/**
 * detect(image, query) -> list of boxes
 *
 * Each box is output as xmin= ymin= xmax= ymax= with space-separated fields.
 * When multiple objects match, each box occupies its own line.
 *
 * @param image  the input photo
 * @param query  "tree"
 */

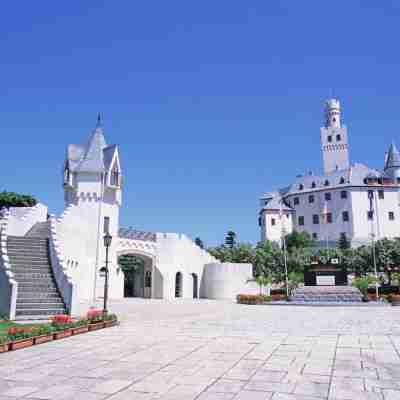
xmin=208 ymin=243 xmax=254 ymax=264
xmin=254 ymin=274 xmax=274 ymax=296
xmin=225 ymin=231 xmax=237 ymax=249
xmin=338 ymin=233 xmax=351 ymax=250
xmin=0 ymin=191 xmax=37 ymax=210
xmin=194 ymin=237 xmax=204 ymax=249
xmin=284 ymin=231 xmax=313 ymax=251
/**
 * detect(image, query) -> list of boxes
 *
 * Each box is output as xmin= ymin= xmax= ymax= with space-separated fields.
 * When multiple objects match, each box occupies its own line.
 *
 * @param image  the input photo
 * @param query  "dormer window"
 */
xmin=340 ymin=177 xmax=345 ymax=184
xmin=299 ymin=184 xmax=304 ymax=190
xmin=324 ymin=180 xmax=330 ymax=186
xmin=111 ymin=170 xmax=119 ymax=186
xmin=311 ymin=182 xmax=316 ymax=188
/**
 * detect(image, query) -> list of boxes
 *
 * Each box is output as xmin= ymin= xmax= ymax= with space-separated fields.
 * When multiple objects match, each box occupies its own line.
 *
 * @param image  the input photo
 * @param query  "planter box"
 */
xmin=10 ymin=337 xmax=34 ymax=351
xmin=34 ymin=334 xmax=53 ymax=345
xmin=72 ymin=325 xmax=89 ymax=335
xmin=88 ymin=322 xmax=105 ymax=331
xmin=0 ymin=343 xmax=9 ymax=353
xmin=104 ymin=320 xmax=118 ymax=328
xmin=53 ymin=329 xmax=72 ymax=340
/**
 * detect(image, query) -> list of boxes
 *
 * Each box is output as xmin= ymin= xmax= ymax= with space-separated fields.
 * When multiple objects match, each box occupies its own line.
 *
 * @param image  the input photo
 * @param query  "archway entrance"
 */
xmin=118 ymin=254 xmax=152 ymax=298
xmin=192 ymin=273 xmax=198 ymax=298
xmin=175 ymin=272 xmax=182 ymax=298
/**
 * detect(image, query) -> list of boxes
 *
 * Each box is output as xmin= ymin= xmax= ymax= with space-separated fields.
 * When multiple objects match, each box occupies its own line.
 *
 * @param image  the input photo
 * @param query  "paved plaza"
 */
xmin=1 ymin=299 xmax=400 ymax=400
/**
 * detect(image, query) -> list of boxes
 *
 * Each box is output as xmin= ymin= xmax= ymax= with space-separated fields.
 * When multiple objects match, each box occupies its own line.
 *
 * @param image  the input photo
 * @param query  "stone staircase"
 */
xmin=291 ymin=286 xmax=363 ymax=303
xmin=7 ymin=222 xmax=67 ymax=319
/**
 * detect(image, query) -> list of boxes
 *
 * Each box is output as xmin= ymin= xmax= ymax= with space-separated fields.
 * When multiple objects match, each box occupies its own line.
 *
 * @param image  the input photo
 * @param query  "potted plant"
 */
xmin=51 ymin=315 xmax=73 ymax=339
xmin=390 ymin=294 xmax=400 ymax=306
xmin=33 ymin=325 xmax=54 ymax=345
xmin=104 ymin=313 xmax=118 ymax=328
xmin=0 ymin=336 xmax=10 ymax=353
xmin=71 ymin=319 xmax=89 ymax=335
xmin=7 ymin=327 xmax=35 ymax=350
xmin=352 ymin=275 xmax=378 ymax=301
xmin=87 ymin=309 xmax=105 ymax=331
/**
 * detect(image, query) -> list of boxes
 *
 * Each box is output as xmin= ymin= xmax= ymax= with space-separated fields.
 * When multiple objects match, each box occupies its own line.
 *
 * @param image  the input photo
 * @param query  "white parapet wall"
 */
xmin=200 ymin=262 xmax=259 ymax=300
xmin=0 ymin=212 xmax=18 ymax=319
xmin=6 ymin=203 xmax=48 ymax=237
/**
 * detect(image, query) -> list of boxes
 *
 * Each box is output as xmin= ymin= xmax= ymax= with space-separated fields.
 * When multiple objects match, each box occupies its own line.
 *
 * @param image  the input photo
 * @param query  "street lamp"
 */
xmin=103 ymin=232 xmax=112 ymax=315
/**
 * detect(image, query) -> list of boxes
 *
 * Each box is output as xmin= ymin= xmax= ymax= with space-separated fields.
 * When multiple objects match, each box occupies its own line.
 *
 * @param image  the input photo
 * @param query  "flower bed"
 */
xmin=0 ymin=310 xmax=118 ymax=353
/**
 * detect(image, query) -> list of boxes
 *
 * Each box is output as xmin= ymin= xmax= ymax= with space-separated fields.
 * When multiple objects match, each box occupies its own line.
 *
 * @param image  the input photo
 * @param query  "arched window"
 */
xmin=311 ymin=182 xmax=316 ymax=189
xmin=145 ymin=271 xmax=152 ymax=288
xmin=175 ymin=272 xmax=182 ymax=298
xmin=324 ymin=180 xmax=330 ymax=187
xmin=340 ymin=177 xmax=345 ymax=184
xmin=299 ymin=184 xmax=304 ymax=190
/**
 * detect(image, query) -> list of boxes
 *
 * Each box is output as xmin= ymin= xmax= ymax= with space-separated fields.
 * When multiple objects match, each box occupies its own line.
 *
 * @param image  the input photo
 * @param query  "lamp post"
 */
xmin=103 ymin=232 xmax=112 ymax=315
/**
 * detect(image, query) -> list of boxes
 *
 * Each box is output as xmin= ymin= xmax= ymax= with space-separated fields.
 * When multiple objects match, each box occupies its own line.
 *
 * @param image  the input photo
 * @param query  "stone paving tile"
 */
xmin=3 ymin=299 xmax=400 ymax=400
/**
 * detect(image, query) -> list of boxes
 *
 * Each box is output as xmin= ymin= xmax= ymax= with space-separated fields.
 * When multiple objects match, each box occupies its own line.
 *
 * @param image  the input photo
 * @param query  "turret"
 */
xmin=384 ymin=142 xmax=400 ymax=183
xmin=320 ymin=98 xmax=350 ymax=174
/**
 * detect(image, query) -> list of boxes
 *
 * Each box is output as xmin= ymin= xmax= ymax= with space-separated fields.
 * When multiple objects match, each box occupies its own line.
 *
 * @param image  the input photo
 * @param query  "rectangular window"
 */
xmin=271 ymin=218 xmax=276 ymax=226
xmin=309 ymin=195 xmax=314 ymax=204
xmin=298 ymin=216 xmax=304 ymax=226
xmin=367 ymin=211 xmax=374 ymax=221
xmin=327 ymin=135 xmax=332 ymax=143
xmin=258 ymin=217 xmax=262 ymax=227
xmin=389 ymin=212 xmax=395 ymax=221
xmin=336 ymin=134 xmax=341 ymax=141
xmin=378 ymin=190 xmax=384 ymax=200
xmin=341 ymin=190 xmax=347 ymax=199
xmin=325 ymin=192 xmax=331 ymax=201
xmin=342 ymin=211 xmax=349 ymax=222
xmin=312 ymin=233 xmax=318 ymax=240
xmin=313 ymin=214 xmax=319 ymax=224
xmin=103 ymin=216 xmax=110 ymax=234
xmin=327 ymin=213 xmax=333 ymax=224
xmin=294 ymin=197 xmax=299 ymax=205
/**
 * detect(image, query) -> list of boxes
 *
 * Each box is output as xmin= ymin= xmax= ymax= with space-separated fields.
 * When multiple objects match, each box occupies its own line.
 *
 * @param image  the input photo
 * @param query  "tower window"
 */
xmin=271 ymin=218 xmax=276 ymax=226
xmin=342 ymin=211 xmax=349 ymax=222
xmin=378 ymin=190 xmax=384 ymax=199
xmin=298 ymin=216 xmax=305 ymax=226
xmin=313 ymin=214 xmax=319 ymax=224
xmin=389 ymin=212 xmax=395 ymax=221
xmin=325 ymin=192 xmax=331 ymax=201
xmin=341 ymin=190 xmax=348 ymax=199
xmin=327 ymin=136 xmax=332 ymax=143
xmin=309 ymin=195 xmax=314 ymax=204
xmin=294 ymin=197 xmax=300 ymax=205
xmin=336 ymin=134 xmax=341 ymax=141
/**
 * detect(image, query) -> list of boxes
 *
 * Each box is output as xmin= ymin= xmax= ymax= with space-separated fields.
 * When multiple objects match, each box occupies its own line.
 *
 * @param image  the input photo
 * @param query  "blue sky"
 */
xmin=1 ymin=2 xmax=400 ymax=246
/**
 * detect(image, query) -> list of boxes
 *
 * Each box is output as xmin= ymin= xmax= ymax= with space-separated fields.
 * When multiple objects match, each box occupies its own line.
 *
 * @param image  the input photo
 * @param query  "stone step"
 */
xmin=16 ymin=308 xmax=66 ymax=317
xmin=18 ymin=291 xmax=61 ymax=298
xmin=7 ymin=237 xmax=47 ymax=244
xmin=9 ymin=261 xmax=51 ymax=267
xmin=17 ymin=283 xmax=59 ymax=290
xmin=16 ymin=302 xmax=65 ymax=310
xmin=13 ymin=273 xmax=54 ymax=279
xmin=17 ymin=297 xmax=64 ymax=304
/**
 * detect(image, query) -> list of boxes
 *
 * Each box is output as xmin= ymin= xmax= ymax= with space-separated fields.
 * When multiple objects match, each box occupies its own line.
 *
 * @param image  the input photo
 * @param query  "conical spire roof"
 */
xmin=385 ymin=142 xmax=400 ymax=170
xmin=77 ymin=115 xmax=107 ymax=172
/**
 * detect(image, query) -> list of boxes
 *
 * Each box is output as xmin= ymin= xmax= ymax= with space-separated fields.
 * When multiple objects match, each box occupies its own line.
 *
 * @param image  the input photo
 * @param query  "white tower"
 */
xmin=320 ymin=99 xmax=350 ymax=174
xmin=63 ymin=115 xmax=123 ymax=300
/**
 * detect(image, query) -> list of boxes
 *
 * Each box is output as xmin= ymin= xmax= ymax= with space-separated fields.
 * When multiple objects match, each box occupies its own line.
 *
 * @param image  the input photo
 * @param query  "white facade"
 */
xmin=0 ymin=116 xmax=257 ymax=318
xmin=260 ymin=99 xmax=400 ymax=247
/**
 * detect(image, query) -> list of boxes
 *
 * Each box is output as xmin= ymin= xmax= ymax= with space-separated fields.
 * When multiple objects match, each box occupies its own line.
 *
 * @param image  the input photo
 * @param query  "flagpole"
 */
xmin=280 ymin=200 xmax=289 ymax=298
xmin=369 ymin=190 xmax=379 ymax=300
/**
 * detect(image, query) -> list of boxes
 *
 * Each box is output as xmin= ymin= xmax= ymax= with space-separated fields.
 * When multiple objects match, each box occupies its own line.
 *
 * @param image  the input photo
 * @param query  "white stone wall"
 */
xmin=261 ymin=210 xmax=293 ymax=243
xmin=6 ymin=203 xmax=48 ymax=237
xmin=320 ymin=126 xmax=350 ymax=174
xmin=200 ymin=263 xmax=259 ymax=300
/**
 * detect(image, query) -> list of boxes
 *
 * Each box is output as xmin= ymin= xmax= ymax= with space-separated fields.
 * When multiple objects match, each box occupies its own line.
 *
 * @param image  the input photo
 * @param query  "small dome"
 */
xmin=325 ymin=98 xmax=340 ymax=110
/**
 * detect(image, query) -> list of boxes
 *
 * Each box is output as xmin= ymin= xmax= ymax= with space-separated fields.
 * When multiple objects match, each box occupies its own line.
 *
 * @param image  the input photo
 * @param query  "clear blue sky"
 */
xmin=1 ymin=2 xmax=400 ymax=246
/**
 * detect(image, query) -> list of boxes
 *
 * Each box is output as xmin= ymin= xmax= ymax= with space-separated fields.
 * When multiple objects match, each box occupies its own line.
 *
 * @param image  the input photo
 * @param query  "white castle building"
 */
xmin=0 ymin=116 xmax=257 ymax=320
xmin=259 ymin=99 xmax=400 ymax=247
